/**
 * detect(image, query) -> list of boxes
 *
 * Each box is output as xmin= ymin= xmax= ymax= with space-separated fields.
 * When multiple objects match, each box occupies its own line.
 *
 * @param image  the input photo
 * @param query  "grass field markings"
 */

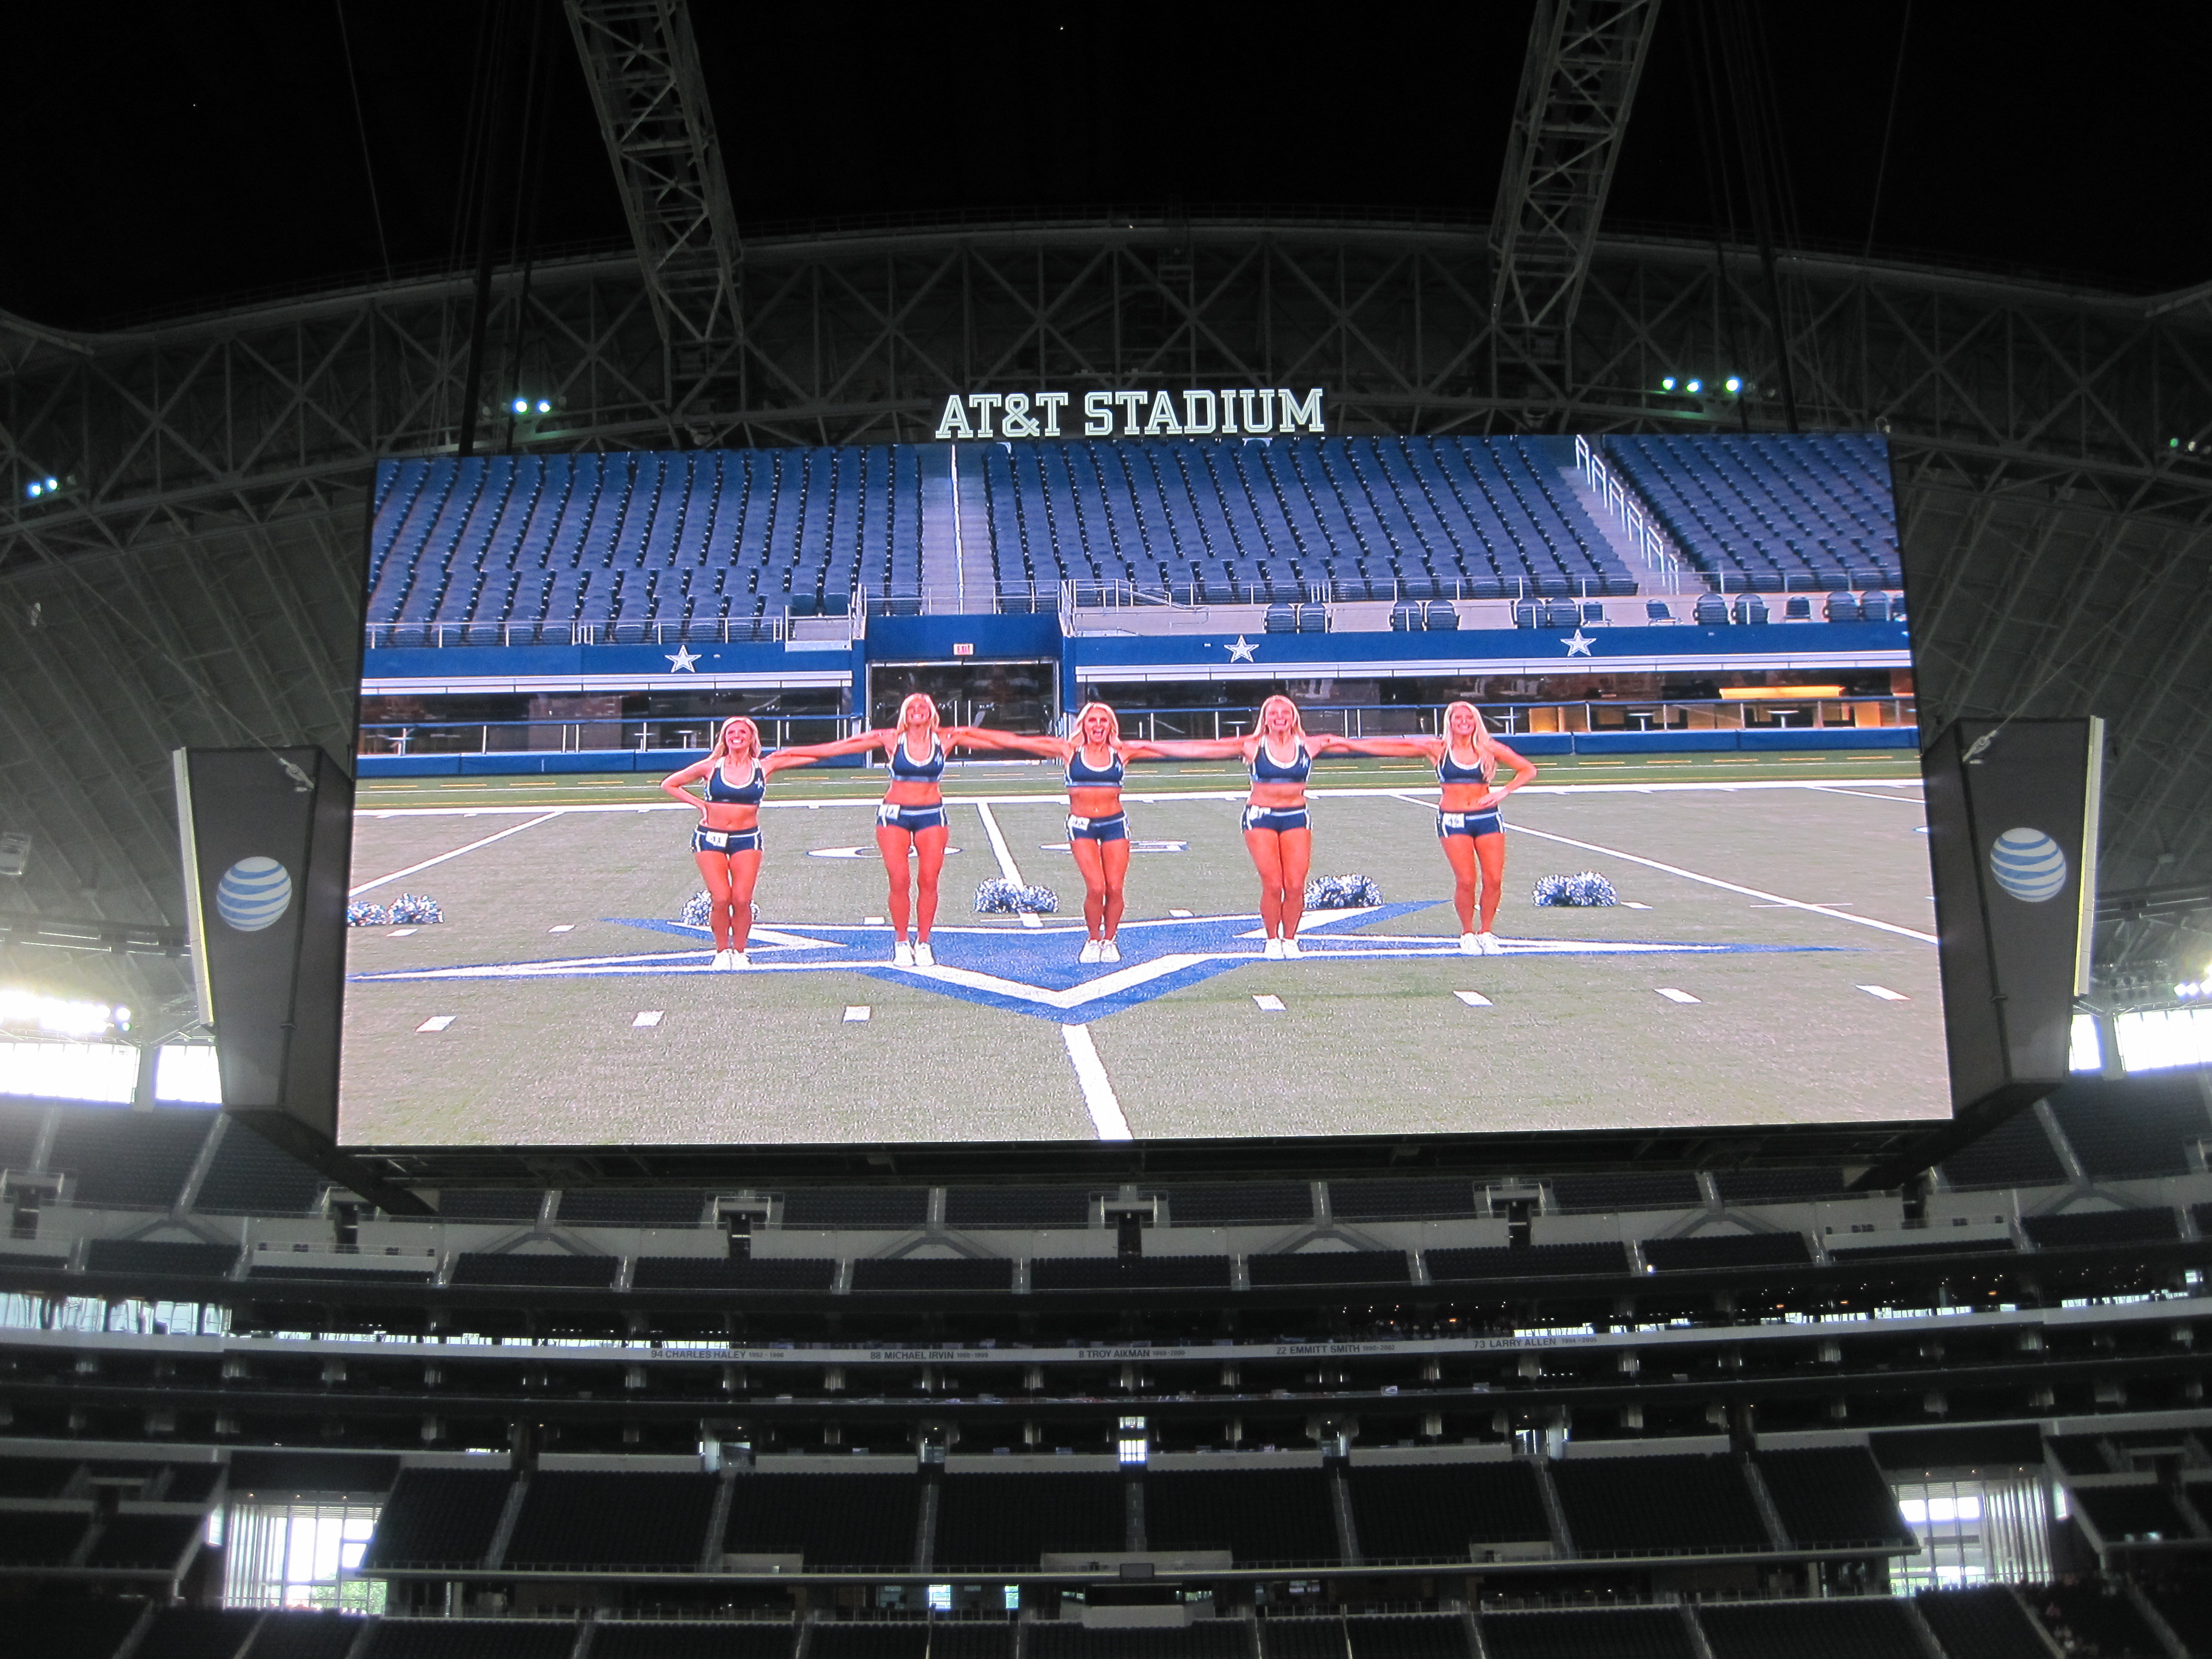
xmin=1809 ymin=785 xmax=1929 ymax=806
xmin=415 ymin=1016 xmax=456 ymax=1032
xmin=1752 ymin=902 xmax=1852 ymax=908
xmin=1623 ymin=902 xmax=1652 ymax=910
xmin=389 ymin=927 xmax=417 ymax=937
xmin=1168 ymin=908 xmax=1193 ymax=917
xmin=1654 ymin=988 xmax=1701 ymax=1004
xmin=349 ymin=811 xmax=564 ymax=895
xmin=971 ymin=802 xmax=1042 ymax=928
xmin=632 ymin=1011 xmax=664 ymax=1028
xmin=1253 ymin=994 xmax=1287 ymax=1012
xmin=549 ymin=925 xmax=574 ymax=933
xmin=1061 ymin=1026 xmax=1131 ymax=1141
xmin=843 ymin=1006 xmax=871 ymax=1023
xmin=900 ymin=952 xmax=1218 ymax=1010
xmin=865 ymin=914 xmax=885 ymax=924
xmin=1453 ymin=991 xmax=1494 ymax=1008
xmin=1857 ymin=985 xmax=1910 ymax=1001
xmin=1499 ymin=823 xmax=1940 ymax=945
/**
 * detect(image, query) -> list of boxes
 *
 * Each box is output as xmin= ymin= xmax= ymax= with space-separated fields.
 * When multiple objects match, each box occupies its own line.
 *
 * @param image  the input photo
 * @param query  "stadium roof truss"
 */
xmin=3 ymin=218 xmax=2212 ymax=1002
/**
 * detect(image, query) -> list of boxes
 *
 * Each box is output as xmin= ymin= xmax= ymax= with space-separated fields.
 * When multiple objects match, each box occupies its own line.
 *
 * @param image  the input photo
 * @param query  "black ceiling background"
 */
xmin=4 ymin=3 xmax=2208 ymax=329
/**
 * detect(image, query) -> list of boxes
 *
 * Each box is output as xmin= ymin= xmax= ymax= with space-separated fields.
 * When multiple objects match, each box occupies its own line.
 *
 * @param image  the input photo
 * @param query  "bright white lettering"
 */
xmin=1221 ymin=390 xmax=1241 ymax=435
xmin=1143 ymin=391 xmax=1184 ymax=436
xmin=1084 ymin=391 xmax=1116 ymax=437
xmin=1036 ymin=392 xmax=1070 ymax=437
xmin=1000 ymin=394 xmax=1040 ymax=438
xmin=1182 ymin=390 xmax=1218 ymax=434
xmin=1113 ymin=390 xmax=1149 ymax=435
xmin=1278 ymin=387 xmax=1324 ymax=433
xmin=1238 ymin=389 xmax=1275 ymax=435
xmin=933 ymin=395 xmax=973 ymax=441
xmin=968 ymin=393 xmax=1004 ymax=439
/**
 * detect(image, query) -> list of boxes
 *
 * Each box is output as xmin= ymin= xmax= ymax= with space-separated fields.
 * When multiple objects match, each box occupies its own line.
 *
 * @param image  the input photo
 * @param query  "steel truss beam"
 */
xmin=3 ymin=217 xmax=2211 ymax=994
xmin=1490 ymin=0 xmax=1660 ymax=391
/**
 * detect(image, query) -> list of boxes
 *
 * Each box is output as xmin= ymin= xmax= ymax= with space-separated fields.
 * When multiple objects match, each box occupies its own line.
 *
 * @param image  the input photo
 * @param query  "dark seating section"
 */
xmin=2046 ymin=1073 xmax=2210 ymax=1178
xmin=1031 ymin=1626 xmax=1248 ymax=1659
xmin=850 ymin=1256 xmax=1013 ymax=1292
xmin=1549 ymin=1455 xmax=1769 ymax=1555
xmin=2072 ymin=1484 xmax=2196 ymax=1542
xmin=725 ymin=1472 xmax=917 ymax=1569
xmin=929 ymin=1626 xmax=1017 ymax=1659
xmin=1426 ymin=1242 xmax=1631 ymax=1280
xmin=251 ymin=1613 xmax=370 ymax=1659
xmin=1261 ymin=1620 xmax=1349 ymax=1659
xmin=0 ymin=1454 xmax=85 ymax=1496
xmin=945 ymin=1186 xmax=1094 ymax=1228
xmin=1548 ymin=1172 xmax=1700 ymax=1213
xmin=1347 ymin=1460 xmax=1550 ymax=1557
xmin=1871 ymin=1424 xmax=2045 ymax=1473
xmin=2146 ymin=1584 xmax=2212 ymax=1655
xmin=137 ymin=1609 xmax=266 ymax=1659
xmin=1914 ymin=1587 xmax=2048 ymax=1659
xmin=1939 ymin=1107 xmax=2066 ymax=1189
xmin=1698 ymin=1600 xmax=1925 ymax=1659
xmin=250 ymin=1262 xmax=437 ymax=1284
xmin=9 ymin=1600 xmax=150 ymax=1659
xmin=1158 ymin=1182 xmax=1315 ymax=1225
xmin=48 ymin=1106 xmax=215 ymax=1208
xmin=1479 ymin=1608 xmax=1696 ymax=1659
xmin=1248 ymin=1249 xmax=1409 ymax=1287
xmin=85 ymin=1512 xmax=202 ymax=1568
xmin=1327 ymin=1178 xmax=1477 ymax=1221
xmin=555 ymin=1188 xmax=714 ymax=1227
xmin=1831 ymin=1237 xmax=2016 ymax=1262
xmin=1146 ymin=1467 xmax=1339 ymax=1563
xmin=428 ymin=1189 xmax=542 ymax=1222
xmin=2022 ymin=1208 xmax=2180 ymax=1248
xmin=934 ymin=1471 xmax=1124 ymax=1567
xmin=192 ymin=1121 xmax=325 ymax=1215
xmin=228 ymin=1449 xmax=401 ymax=1493
xmin=1031 ymin=1255 xmax=1233 ymax=1290
xmin=811 ymin=1629 xmax=927 ymax=1659
xmin=163 ymin=1464 xmax=226 ymax=1503
xmin=83 ymin=1238 xmax=241 ymax=1278
xmin=633 ymin=1256 xmax=837 ymax=1290
xmin=1754 ymin=1447 xmax=1909 ymax=1546
xmin=504 ymin=1470 xmax=716 ymax=1567
xmin=1640 ymin=1232 xmax=1811 ymax=1270
xmin=1711 ymin=1168 xmax=1853 ymax=1205
xmin=1341 ymin=1616 xmax=1468 ymax=1659
xmin=2048 ymin=1434 xmax=2117 ymax=1476
xmin=447 ymin=1252 xmax=620 ymax=1287
xmin=365 ymin=1622 xmax=576 ymax=1659
xmin=0 ymin=1507 xmax=89 ymax=1563
xmin=2032 ymin=1582 xmax=2171 ymax=1657
xmin=592 ymin=1625 xmax=797 ymax=1659
xmin=778 ymin=1187 xmax=930 ymax=1229
xmin=361 ymin=1467 xmax=511 ymax=1568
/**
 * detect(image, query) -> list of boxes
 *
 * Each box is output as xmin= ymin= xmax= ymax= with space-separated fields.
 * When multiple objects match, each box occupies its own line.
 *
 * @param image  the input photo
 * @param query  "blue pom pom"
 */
xmin=345 ymin=901 xmax=391 ymax=927
xmin=976 ymin=878 xmax=1058 ymax=914
xmin=1302 ymin=874 xmax=1381 ymax=910
xmin=681 ymin=890 xmax=757 ymax=928
xmin=387 ymin=893 xmax=443 ymax=925
xmin=1532 ymin=871 xmax=1617 ymax=907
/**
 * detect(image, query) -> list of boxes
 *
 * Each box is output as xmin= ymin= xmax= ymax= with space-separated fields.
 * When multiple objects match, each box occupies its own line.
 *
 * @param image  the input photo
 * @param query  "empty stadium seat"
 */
xmin=1823 ymin=591 xmax=1862 ymax=622
xmin=1692 ymin=594 xmax=1730 ymax=625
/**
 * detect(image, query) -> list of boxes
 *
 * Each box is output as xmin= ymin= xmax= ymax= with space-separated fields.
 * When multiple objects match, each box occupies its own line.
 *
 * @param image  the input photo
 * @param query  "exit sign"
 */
xmin=952 ymin=643 xmax=974 ymax=657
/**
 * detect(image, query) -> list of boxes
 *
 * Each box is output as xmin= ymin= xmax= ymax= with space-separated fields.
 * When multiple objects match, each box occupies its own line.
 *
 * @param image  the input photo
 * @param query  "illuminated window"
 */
xmin=223 ymin=1501 xmax=384 ymax=1612
xmin=1118 ymin=1415 xmax=1148 ymax=1465
xmin=156 ymin=1044 xmax=223 ymax=1104
xmin=2114 ymin=1007 xmax=2212 ymax=1072
xmin=926 ymin=1584 xmax=952 ymax=1612
xmin=2069 ymin=1014 xmax=2102 ymax=1073
xmin=1889 ymin=1478 xmax=2048 ymax=1594
xmin=0 ymin=1041 xmax=136 ymax=1102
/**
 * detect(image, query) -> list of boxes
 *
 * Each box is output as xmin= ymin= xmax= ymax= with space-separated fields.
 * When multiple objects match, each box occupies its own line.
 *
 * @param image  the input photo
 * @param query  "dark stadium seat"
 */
xmin=1424 ymin=1242 xmax=1631 ymax=1280
xmin=448 ymin=1251 xmax=620 ymax=1288
xmin=1346 ymin=1460 xmax=1551 ymax=1558
xmin=1858 ymin=590 xmax=1892 ymax=622
xmin=1264 ymin=602 xmax=1297 ymax=632
xmin=1480 ymin=1607 xmax=1697 ymax=1659
xmin=1548 ymin=1454 xmax=1770 ymax=1554
xmin=432 ymin=1189 xmax=543 ymax=1222
xmin=1342 ymin=1615 xmax=1469 ymax=1659
xmin=1549 ymin=1171 xmax=1700 ymax=1213
xmin=49 ymin=1106 xmax=216 ymax=1208
xmin=1823 ymin=591 xmax=1862 ymax=622
xmin=1423 ymin=599 xmax=1460 ymax=629
xmin=1032 ymin=1626 xmax=1247 ymax=1659
xmin=192 ymin=1121 xmax=326 ymax=1215
xmin=2022 ymin=1207 xmax=2180 ymax=1248
xmin=1030 ymin=1255 xmax=1232 ymax=1290
xmin=811 ymin=1629 xmax=928 ymax=1659
xmin=2046 ymin=1072 xmax=2210 ymax=1178
xmin=2071 ymin=1483 xmax=2196 ymax=1542
xmin=0 ymin=1508 xmax=91 ymax=1564
xmin=1753 ymin=1447 xmax=1911 ymax=1546
xmin=850 ymin=1256 xmax=1013 ymax=1292
xmin=1782 ymin=595 xmax=1812 ymax=620
xmin=725 ymin=1472 xmax=919 ymax=1568
xmin=1698 ymin=1599 xmax=1926 ymax=1659
xmin=778 ymin=1187 xmax=930 ymax=1228
xmin=84 ymin=1512 xmax=203 ymax=1568
xmin=943 ymin=1185 xmax=1094 ymax=1228
xmin=8 ymin=1600 xmax=149 ymax=1659
xmin=1731 ymin=596 xmax=1769 ymax=624
xmin=1159 ymin=1182 xmax=1315 ymax=1225
xmin=1146 ymin=1466 xmax=1339 ymax=1563
xmin=1915 ymin=1587 xmax=2052 ymax=1659
xmin=1327 ymin=1176 xmax=1477 ymax=1221
xmin=136 ymin=1609 xmax=267 ymax=1659
xmin=361 ymin=1467 xmax=511 ymax=1569
xmin=632 ymin=1256 xmax=837 ymax=1290
xmin=365 ymin=1621 xmax=576 ymax=1659
xmin=1639 ymin=1231 xmax=1811 ymax=1270
xmin=1939 ymin=1107 xmax=2067 ymax=1188
xmin=934 ymin=1470 xmax=1124 ymax=1567
xmin=555 ymin=1188 xmax=715 ymax=1227
xmin=2031 ymin=1582 xmax=2171 ymax=1656
xmin=1247 ymin=1248 xmax=1409 ymax=1287
xmin=1712 ymin=1167 xmax=1852 ymax=1204
xmin=503 ymin=1470 xmax=718 ymax=1568
xmin=83 ymin=1238 xmax=241 ymax=1278
xmin=1692 ymin=594 xmax=1731 ymax=626
xmin=592 ymin=1626 xmax=796 ymax=1659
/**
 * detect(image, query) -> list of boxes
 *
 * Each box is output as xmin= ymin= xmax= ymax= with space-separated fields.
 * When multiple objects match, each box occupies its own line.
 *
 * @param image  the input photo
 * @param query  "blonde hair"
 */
xmin=1256 ymin=694 xmax=1305 ymax=739
xmin=1072 ymin=701 xmax=1123 ymax=751
xmin=714 ymin=717 xmax=761 ymax=762
xmin=1441 ymin=700 xmax=1494 ymax=778
xmin=896 ymin=692 xmax=940 ymax=734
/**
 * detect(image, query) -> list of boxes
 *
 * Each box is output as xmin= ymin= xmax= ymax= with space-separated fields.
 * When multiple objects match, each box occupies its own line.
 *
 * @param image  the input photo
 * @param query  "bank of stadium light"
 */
xmin=1724 ymin=377 xmax=1743 ymax=394
xmin=23 ymin=475 xmax=61 ymax=500
xmin=0 ymin=988 xmax=130 ymax=1037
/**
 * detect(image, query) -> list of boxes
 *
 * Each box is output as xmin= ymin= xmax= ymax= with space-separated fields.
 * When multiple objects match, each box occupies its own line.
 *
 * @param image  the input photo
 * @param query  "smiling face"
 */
xmin=719 ymin=719 xmax=758 ymax=761
xmin=1082 ymin=705 xmax=1114 ymax=745
xmin=899 ymin=694 xmax=938 ymax=736
xmin=1261 ymin=696 xmax=1298 ymax=737
xmin=1447 ymin=702 xmax=1480 ymax=742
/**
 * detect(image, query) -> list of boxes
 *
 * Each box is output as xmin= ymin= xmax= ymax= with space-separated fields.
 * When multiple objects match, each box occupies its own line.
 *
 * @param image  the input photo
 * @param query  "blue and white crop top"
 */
xmin=1065 ymin=743 xmax=1127 ymax=788
xmin=1250 ymin=737 xmax=1313 ymax=785
xmin=1436 ymin=741 xmax=1492 ymax=786
xmin=705 ymin=759 xmax=766 ymax=805
xmin=887 ymin=736 xmax=946 ymax=782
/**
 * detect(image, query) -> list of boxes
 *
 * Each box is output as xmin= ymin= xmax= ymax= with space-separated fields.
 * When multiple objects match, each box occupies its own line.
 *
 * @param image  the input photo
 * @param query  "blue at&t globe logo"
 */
xmin=215 ymin=857 xmax=293 ymax=932
xmin=1988 ymin=828 xmax=2068 ymax=903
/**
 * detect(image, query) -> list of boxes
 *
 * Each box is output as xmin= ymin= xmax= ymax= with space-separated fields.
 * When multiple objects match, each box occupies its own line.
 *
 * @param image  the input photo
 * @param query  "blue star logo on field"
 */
xmin=1225 ymin=635 xmax=1259 ymax=662
xmin=348 ymin=905 xmax=1844 ymax=1025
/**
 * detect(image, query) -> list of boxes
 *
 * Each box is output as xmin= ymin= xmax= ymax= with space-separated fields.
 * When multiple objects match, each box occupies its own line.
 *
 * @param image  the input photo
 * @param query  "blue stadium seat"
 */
xmin=1424 ymin=600 xmax=1460 ymax=631
xmin=1732 ymin=597 xmax=1769 ymax=625
xmin=1824 ymin=591 xmax=1863 ymax=623
xmin=1264 ymin=603 xmax=1297 ymax=634
xmin=1783 ymin=595 xmax=1812 ymax=621
xmin=1644 ymin=600 xmax=1675 ymax=623
xmin=1693 ymin=594 xmax=1731 ymax=626
xmin=1859 ymin=590 xmax=1892 ymax=622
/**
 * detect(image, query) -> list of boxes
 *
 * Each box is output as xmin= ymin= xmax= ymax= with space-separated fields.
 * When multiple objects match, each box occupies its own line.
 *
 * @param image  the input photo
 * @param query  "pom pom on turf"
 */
xmin=681 ymin=891 xmax=757 ymax=928
xmin=387 ymin=893 xmax=443 ymax=925
xmin=1532 ymin=871 xmax=1617 ymax=907
xmin=976 ymin=878 xmax=1059 ymax=914
xmin=345 ymin=902 xmax=390 ymax=927
xmin=1304 ymin=874 xmax=1381 ymax=910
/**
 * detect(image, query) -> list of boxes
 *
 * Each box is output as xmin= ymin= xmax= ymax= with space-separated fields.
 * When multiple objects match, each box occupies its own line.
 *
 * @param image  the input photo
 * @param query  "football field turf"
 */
xmin=337 ymin=752 xmax=1946 ymax=1147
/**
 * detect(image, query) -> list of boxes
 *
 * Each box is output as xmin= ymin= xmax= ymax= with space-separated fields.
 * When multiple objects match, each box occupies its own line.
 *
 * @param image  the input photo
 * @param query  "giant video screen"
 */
xmin=339 ymin=429 xmax=1945 ymax=1146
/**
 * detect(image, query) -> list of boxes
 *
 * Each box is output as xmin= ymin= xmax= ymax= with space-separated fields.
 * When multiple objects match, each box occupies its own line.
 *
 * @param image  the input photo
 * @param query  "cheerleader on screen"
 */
xmin=659 ymin=717 xmax=849 ymax=970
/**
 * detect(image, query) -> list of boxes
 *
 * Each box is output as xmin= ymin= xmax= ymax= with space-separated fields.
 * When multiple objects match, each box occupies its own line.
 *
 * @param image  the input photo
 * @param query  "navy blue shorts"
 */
xmin=1068 ymin=812 xmax=1128 ymax=843
xmin=694 ymin=825 xmax=762 ymax=855
xmin=1242 ymin=804 xmax=1310 ymax=836
xmin=877 ymin=803 xmax=947 ymax=834
xmin=1436 ymin=808 xmax=1503 ymax=840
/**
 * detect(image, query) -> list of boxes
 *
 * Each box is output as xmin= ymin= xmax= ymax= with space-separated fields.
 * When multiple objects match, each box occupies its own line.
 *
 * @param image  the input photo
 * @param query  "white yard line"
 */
xmin=973 ymin=800 xmax=1043 ymax=927
xmin=349 ymin=811 xmax=563 ymax=895
xmin=1061 ymin=1025 xmax=1131 ymax=1141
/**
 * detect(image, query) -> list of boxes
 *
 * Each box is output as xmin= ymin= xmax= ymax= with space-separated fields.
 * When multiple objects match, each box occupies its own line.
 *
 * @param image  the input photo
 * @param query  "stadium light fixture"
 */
xmin=511 ymin=397 xmax=530 ymax=415
xmin=1686 ymin=379 xmax=1703 ymax=394
xmin=1660 ymin=377 xmax=1676 ymax=392
xmin=0 ymin=987 xmax=128 ymax=1037
xmin=1724 ymin=377 xmax=1743 ymax=394
xmin=535 ymin=399 xmax=552 ymax=415
xmin=25 ymin=482 xmax=41 ymax=499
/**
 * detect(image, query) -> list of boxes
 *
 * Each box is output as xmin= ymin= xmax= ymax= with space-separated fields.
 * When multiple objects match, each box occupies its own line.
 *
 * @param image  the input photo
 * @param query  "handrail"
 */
xmin=1575 ymin=436 xmax=1684 ymax=596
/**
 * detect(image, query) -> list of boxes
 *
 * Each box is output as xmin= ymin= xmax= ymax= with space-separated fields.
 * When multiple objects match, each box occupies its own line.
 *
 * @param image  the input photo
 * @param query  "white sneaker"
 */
xmin=1079 ymin=939 xmax=1102 ymax=964
xmin=1263 ymin=937 xmax=1285 ymax=959
xmin=914 ymin=941 xmax=935 ymax=967
xmin=1281 ymin=937 xmax=1302 ymax=958
xmin=729 ymin=950 xmax=749 ymax=969
xmin=712 ymin=950 xmax=731 ymax=970
xmin=1099 ymin=940 xmax=1121 ymax=963
xmin=893 ymin=940 xmax=915 ymax=967
xmin=1460 ymin=933 xmax=1480 ymax=956
xmin=1478 ymin=932 xmax=1502 ymax=956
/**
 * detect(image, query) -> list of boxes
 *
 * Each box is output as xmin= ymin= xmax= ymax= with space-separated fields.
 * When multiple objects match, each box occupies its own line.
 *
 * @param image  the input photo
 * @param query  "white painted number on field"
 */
xmin=1253 ymin=994 xmax=1286 ymax=1012
xmin=843 ymin=1006 xmax=872 ymax=1023
xmin=1453 ymin=990 xmax=1493 ymax=1008
xmin=416 ymin=1015 xmax=456 ymax=1032
xmin=1655 ymin=988 xmax=1701 ymax=1004
xmin=1857 ymin=985 xmax=1909 ymax=1001
xmin=632 ymin=1011 xmax=664 ymax=1027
